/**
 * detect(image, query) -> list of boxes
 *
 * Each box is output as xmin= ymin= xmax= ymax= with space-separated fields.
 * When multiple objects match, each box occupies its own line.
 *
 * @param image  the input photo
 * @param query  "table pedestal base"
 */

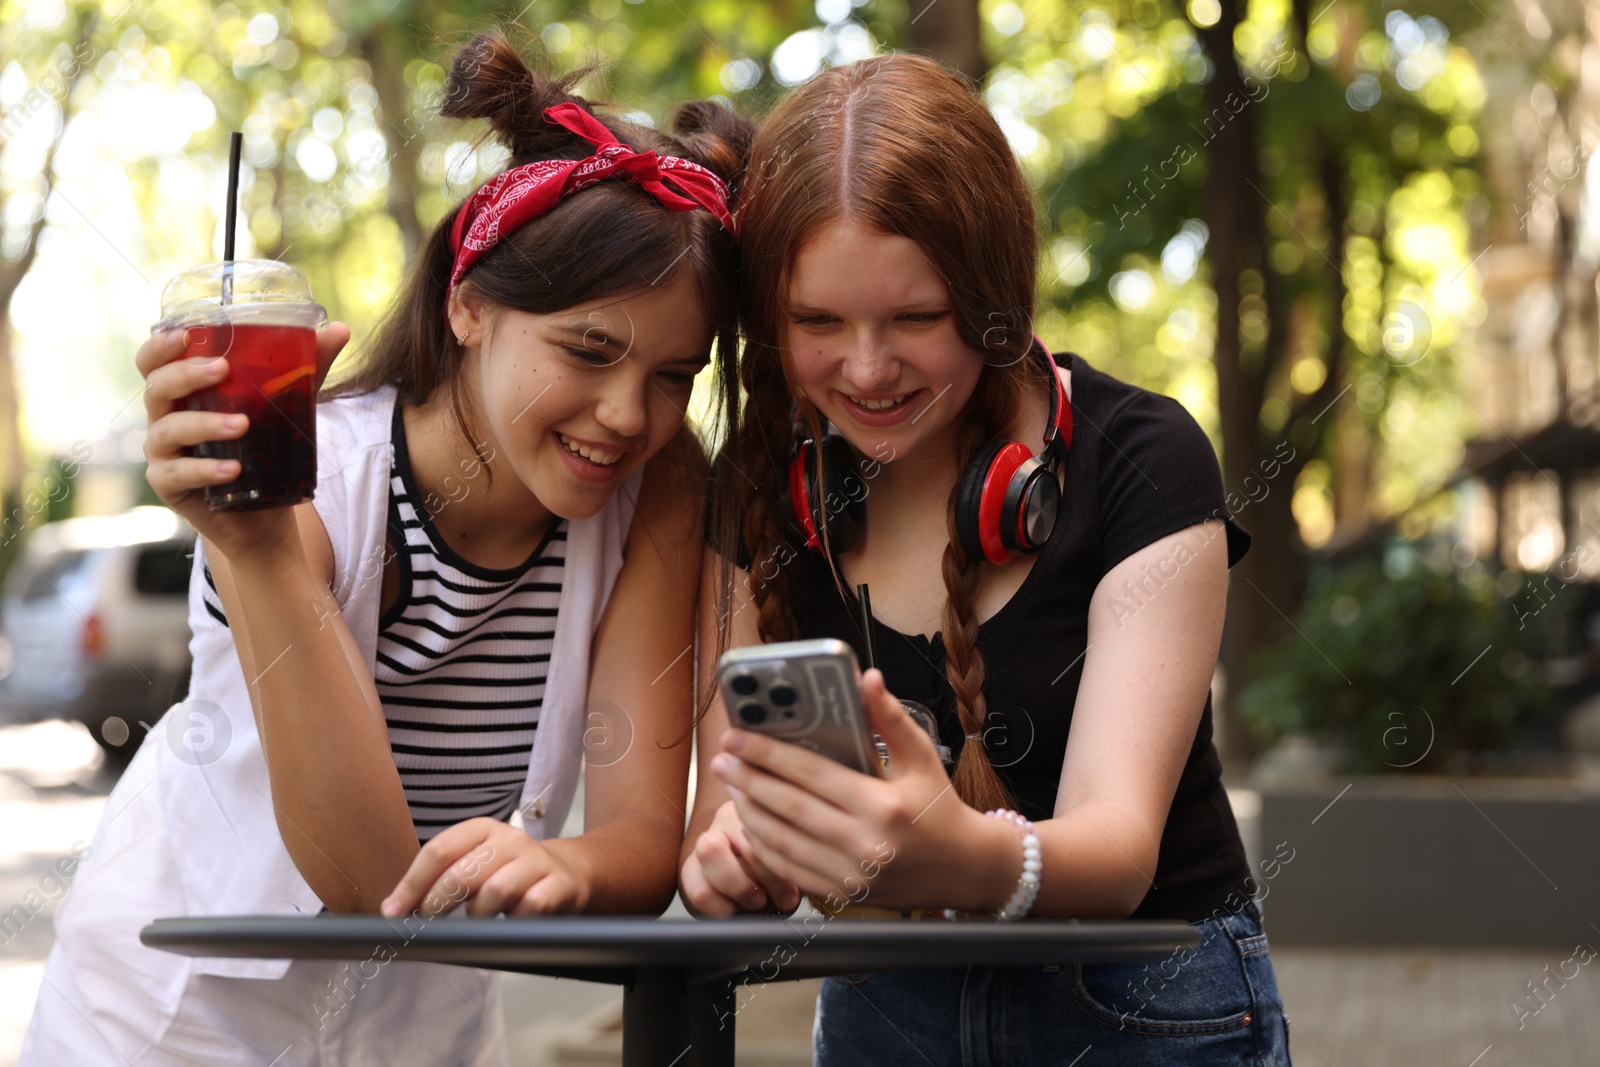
xmin=622 ymin=969 xmax=737 ymax=1067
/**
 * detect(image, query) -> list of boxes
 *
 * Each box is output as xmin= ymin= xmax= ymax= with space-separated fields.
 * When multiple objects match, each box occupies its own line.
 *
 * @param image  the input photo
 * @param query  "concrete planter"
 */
xmin=1250 ymin=771 xmax=1600 ymax=946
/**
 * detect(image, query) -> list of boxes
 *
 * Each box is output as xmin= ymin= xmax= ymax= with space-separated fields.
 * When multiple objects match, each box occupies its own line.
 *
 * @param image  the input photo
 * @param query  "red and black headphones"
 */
xmin=778 ymin=338 xmax=1073 ymax=566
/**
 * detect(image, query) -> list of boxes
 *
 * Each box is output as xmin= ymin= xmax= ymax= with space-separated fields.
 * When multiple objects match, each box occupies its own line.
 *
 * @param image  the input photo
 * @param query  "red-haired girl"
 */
xmin=683 ymin=53 xmax=1291 ymax=1066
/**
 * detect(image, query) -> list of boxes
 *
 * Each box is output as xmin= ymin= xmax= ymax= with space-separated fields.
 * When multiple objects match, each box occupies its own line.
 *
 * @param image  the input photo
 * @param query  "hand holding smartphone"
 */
xmin=717 ymin=639 xmax=954 ymax=775
xmin=716 ymin=638 xmax=882 ymax=776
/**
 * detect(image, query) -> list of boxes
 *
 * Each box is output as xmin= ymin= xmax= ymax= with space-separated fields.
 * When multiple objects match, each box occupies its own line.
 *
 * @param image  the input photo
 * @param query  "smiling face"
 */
xmin=782 ymin=220 xmax=982 ymax=468
xmin=451 ymin=269 xmax=711 ymax=520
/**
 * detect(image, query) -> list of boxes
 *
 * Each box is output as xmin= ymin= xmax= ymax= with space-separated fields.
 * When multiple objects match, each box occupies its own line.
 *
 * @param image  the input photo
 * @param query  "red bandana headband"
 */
xmin=447 ymin=102 xmax=736 ymax=296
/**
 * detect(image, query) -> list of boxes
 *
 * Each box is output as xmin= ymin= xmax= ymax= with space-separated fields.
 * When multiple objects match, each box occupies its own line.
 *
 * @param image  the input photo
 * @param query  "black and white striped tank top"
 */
xmin=375 ymin=403 xmax=566 ymax=842
xmin=198 ymin=404 xmax=567 ymax=843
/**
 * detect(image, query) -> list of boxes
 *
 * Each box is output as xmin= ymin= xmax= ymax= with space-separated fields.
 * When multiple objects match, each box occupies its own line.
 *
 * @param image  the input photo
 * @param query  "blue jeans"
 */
xmin=813 ymin=899 xmax=1291 ymax=1066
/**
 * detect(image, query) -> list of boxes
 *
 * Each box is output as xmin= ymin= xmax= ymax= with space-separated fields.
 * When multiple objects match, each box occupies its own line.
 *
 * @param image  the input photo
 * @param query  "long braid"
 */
xmin=696 ymin=339 xmax=794 ymax=723
xmin=741 ymin=342 xmax=800 ymax=646
xmin=939 ymin=396 xmax=1014 ymax=812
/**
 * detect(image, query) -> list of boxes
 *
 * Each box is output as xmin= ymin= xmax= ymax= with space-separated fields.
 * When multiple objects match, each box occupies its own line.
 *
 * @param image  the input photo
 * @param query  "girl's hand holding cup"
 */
xmin=138 ymin=312 xmax=348 ymax=563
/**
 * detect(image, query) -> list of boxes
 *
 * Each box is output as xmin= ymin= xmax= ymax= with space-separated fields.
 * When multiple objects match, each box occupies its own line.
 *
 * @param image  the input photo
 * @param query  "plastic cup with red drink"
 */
xmin=153 ymin=259 xmax=325 ymax=511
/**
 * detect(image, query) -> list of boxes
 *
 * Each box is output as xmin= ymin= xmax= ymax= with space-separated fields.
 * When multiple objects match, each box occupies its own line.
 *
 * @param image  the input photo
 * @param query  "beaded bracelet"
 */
xmin=944 ymin=809 xmax=1041 ymax=921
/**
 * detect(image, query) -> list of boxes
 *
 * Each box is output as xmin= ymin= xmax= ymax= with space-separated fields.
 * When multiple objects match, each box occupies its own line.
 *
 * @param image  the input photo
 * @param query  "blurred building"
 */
xmin=1451 ymin=13 xmax=1600 ymax=580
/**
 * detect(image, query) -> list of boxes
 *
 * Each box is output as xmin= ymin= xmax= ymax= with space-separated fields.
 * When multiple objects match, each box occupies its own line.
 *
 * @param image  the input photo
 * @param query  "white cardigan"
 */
xmin=22 ymin=386 xmax=643 ymax=1065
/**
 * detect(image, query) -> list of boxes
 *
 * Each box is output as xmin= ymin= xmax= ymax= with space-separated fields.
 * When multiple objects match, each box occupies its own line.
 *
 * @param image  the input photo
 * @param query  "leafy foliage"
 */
xmin=1237 ymin=551 xmax=1565 ymax=772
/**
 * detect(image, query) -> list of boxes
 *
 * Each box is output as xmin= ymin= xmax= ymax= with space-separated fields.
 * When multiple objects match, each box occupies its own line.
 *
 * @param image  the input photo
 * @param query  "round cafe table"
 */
xmin=142 ymin=914 xmax=1198 ymax=1066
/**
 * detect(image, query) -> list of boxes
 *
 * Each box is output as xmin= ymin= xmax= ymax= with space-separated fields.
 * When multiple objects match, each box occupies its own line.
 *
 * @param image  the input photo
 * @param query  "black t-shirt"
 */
xmin=718 ymin=352 xmax=1254 ymax=922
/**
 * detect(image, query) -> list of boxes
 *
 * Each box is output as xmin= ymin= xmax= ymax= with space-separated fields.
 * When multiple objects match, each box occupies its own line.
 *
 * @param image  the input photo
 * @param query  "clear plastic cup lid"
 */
xmin=154 ymin=259 xmax=326 ymax=331
xmin=877 ymin=701 xmax=954 ymax=765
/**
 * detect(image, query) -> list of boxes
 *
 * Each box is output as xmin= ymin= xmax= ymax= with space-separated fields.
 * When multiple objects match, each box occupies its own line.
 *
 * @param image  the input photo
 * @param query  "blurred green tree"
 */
xmin=1238 ymin=552 xmax=1562 ymax=773
xmin=977 ymin=0 xmax=1491 ymax=764
xmin=0 ymin=0 xmax=1544 ymax=777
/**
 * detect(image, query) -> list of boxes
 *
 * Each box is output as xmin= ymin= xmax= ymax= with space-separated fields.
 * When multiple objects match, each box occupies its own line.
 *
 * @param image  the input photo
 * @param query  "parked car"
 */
xmin=0 ymin=507 xmax=195 ymax=764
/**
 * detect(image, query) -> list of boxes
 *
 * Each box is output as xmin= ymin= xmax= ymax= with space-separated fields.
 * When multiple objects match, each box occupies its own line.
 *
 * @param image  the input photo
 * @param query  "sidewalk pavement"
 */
xmin=4 ymin=739 xmax=1597 ymax=1066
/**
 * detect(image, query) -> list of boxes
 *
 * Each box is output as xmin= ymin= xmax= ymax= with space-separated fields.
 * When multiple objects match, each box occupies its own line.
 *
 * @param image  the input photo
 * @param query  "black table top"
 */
xmin=141 ymin=914 xmax=1200 ymax=985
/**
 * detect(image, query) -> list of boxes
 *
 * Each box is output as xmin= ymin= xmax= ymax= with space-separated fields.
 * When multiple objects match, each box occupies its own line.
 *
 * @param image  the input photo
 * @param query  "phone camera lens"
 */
xmin=737 ymin=703 xmax=767 ymax=725
xmin=730 ymin=673 xmax=759 ymax=696
xmin=768 ymin=684 xmax=798 ymax=707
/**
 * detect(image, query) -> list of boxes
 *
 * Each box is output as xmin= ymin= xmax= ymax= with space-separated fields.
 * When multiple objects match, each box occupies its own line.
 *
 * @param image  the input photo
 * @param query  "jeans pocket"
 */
xmin=1065 ymin=915 xmax=1257 ymax=1037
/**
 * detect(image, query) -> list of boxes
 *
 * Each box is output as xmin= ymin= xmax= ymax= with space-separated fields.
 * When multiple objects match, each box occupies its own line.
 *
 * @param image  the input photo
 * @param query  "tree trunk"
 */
xmin=1197 ymin=5 xmax=1275 ymax=773
xmin=363 ymin=23 xmax=425 ymax=264
xmin=0 ymin=11 xmax=96 ymax=504
xmin=905 ymin=0 xmax=988 ymax=84
xmin=252 ymin=152 xmax=289 ymax=261
xmin=1333 ymin=393 xmax=1371 ymax=526
xmin=0 ymin=328 xmax=24 ymax=498
xmin=1198 ymin=0 xmax=1356 ymax=774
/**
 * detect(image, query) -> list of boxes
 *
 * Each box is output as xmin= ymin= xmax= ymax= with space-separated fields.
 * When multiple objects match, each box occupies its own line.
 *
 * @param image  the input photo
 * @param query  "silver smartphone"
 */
xmin=716 ymin=638 xmax=881 ymax=777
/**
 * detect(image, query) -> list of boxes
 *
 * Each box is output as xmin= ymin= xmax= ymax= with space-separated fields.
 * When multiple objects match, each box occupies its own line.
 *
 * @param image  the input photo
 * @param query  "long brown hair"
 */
xmin=331 ymin=29 xmax=751 ymax=481
xmin=708 ymin=54 xmax=1048 ymax=812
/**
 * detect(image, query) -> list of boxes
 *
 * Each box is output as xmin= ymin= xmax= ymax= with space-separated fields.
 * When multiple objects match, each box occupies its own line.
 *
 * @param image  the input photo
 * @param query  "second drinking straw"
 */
xmin=857 ymin=583 xmax=877 ymax=671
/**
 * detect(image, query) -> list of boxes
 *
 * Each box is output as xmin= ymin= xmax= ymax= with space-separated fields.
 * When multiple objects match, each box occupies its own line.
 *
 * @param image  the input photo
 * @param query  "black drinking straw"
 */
xmin=856 ymin=583 xmax=877 ymax=671
xmin=221 ymin=131 xmax=242 ymax=305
